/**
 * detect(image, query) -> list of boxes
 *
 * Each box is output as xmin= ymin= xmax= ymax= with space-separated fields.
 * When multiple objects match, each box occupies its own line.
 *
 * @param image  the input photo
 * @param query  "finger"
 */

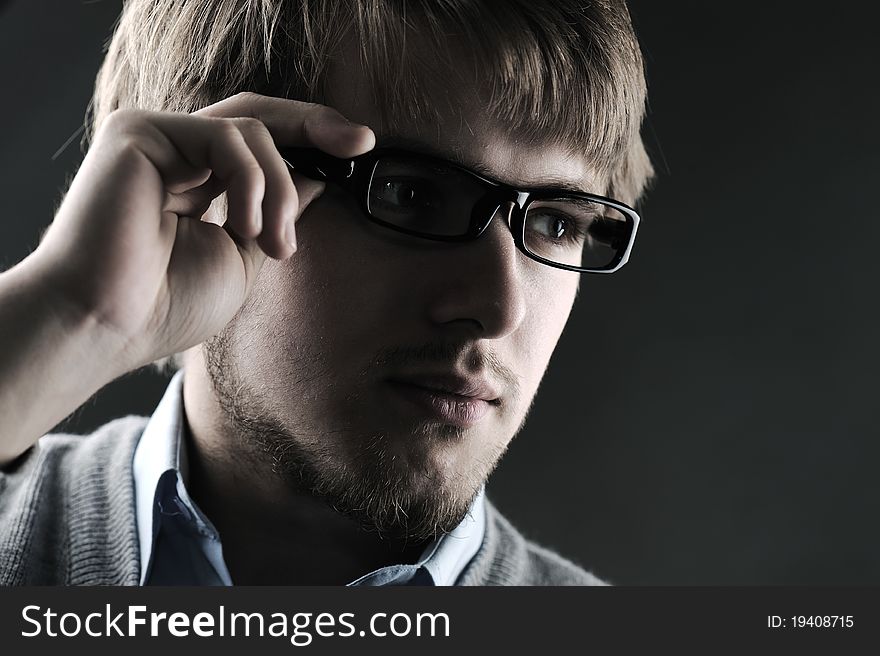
xmin=195 ymin=92 xmax=376 ymax=157
xmin=204 ymin=122 xmax=265 ymax=241
xmin=286 ymin=170 xmax=326 ymax=250
xmin=231 ymin=117 xmax=302 ymax=260
xmin=137 ymin=113 xmax=266 ymax=242
xmin=290 ymin=171 xmax=326 ymax=217
xmin=163 ymin=173 xmax=226 ymax=218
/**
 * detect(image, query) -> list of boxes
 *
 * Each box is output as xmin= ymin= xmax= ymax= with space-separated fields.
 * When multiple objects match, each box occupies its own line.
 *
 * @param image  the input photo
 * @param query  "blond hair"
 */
xmin=91 ymin=0 xmax=652 ymax=204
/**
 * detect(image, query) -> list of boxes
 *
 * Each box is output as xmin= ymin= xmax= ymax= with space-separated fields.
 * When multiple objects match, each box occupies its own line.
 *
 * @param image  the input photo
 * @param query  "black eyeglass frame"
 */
xmin=279 ymin=146 xmax=641 ymax=274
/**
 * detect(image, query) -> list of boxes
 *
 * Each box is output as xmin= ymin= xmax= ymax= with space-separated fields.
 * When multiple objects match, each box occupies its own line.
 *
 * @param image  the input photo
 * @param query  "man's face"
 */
xmin=201 ymin=52 xmax=598 ymax=541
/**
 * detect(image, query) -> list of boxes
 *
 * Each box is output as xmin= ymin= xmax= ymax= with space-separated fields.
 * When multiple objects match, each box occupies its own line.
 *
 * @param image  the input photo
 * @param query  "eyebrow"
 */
xmin=377 ymin=135 xmax=597 ymax=196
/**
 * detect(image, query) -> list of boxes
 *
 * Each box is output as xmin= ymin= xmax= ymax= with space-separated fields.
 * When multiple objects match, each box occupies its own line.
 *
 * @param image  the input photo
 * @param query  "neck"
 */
xmin=180 ymin=351 xmax=428 ymax=585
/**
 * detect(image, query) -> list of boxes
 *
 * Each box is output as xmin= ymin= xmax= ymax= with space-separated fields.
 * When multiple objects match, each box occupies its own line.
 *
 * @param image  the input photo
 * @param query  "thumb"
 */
xmin=199 ymin=193 xmax=269 ymax=291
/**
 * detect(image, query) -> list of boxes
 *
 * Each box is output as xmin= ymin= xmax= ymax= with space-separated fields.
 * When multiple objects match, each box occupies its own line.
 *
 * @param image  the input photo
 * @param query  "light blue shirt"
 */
xmin=133 ymin=371 xmax=486 ymax=586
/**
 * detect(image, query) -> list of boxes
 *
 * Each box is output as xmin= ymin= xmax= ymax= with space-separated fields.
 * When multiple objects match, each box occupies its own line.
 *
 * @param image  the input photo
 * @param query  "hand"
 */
xmin=29 ymin=92 xmax=375 ymax=372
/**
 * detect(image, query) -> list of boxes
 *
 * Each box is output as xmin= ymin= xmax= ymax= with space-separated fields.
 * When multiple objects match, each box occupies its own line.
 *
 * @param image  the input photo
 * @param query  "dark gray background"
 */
xmin=2 ymin=1 xmax=877 ymax=584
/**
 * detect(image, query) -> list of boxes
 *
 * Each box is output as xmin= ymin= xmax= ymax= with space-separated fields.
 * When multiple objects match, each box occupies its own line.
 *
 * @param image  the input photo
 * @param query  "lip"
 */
xmin=386 ymin=377 xmax=498 ymax=429
xmin=390 ymin=374 xmax=501 ymax=403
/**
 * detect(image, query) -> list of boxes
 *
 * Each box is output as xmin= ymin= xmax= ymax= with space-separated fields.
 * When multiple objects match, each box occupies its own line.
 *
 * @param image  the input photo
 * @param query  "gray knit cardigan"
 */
xmin=0 ymin=417 xmax=606 ymax=586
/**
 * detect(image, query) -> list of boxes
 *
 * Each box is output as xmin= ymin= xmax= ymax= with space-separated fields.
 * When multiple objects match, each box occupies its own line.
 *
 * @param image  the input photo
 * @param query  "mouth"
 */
xmin=386 ymin=379 xmax=498 ymax=429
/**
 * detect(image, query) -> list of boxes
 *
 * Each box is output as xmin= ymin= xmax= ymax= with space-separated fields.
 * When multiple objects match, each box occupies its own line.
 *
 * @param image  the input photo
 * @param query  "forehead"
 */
xmin=321 ymin=43 xmax=604 ymax=195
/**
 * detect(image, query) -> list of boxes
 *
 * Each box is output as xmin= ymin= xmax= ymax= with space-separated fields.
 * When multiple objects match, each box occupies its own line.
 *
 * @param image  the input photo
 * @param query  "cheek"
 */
xmin=547 ymin=279 xmax=579 ymax=334
xmin=288 ymin=201 xmax=427 ymax=318
xmin=255 ymin=222 xmax=404 ymax=362
xmin=518 ymin=276 xmax=578 ymax=367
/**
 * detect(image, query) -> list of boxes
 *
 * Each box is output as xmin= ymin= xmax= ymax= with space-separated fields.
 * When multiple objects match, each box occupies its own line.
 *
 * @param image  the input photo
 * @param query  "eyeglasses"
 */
xmin=279 ymin=146 xmax=640 ymax=273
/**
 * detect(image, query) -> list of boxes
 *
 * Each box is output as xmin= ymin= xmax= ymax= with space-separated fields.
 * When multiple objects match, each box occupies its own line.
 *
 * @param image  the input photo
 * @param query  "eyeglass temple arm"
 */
xmin=277 ymin=146 xmax=355 ymax=183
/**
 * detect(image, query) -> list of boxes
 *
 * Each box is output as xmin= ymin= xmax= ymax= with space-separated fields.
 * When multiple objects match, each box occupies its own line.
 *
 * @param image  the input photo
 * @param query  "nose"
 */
xmin=425 ymin=205 xmax=527 ymax=340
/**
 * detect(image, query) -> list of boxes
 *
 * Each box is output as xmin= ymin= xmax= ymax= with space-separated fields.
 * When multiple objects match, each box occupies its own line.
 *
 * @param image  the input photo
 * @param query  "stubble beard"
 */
xmin=201 ymin=327 xmax=508 ymax=544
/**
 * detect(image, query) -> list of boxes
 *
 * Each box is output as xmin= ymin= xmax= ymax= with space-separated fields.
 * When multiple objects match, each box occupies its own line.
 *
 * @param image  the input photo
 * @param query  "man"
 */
xmin=0 ymin=0 xmax=652 ymax=585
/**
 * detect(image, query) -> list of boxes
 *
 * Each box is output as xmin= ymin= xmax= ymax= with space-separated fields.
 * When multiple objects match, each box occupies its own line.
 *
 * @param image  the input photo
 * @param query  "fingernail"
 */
xmin=299 ymin=181 xmax=326 ymax=212
xmin=285 ymin=220 xmax=297 ymax=252
xmin=330 ymin=112 xmax=367 ymax=131
xmin=253 ymin=203 xmax=263 ymax=234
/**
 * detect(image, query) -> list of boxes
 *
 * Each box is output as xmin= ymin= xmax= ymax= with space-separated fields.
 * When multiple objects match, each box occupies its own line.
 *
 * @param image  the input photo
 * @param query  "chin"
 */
xmin=280 ymin=426 xmax=495 ymax=541
xmin=301 ymin=455 xmax=483 ymax=542
xmin=204 ymin=339 xmax=498 ymax=540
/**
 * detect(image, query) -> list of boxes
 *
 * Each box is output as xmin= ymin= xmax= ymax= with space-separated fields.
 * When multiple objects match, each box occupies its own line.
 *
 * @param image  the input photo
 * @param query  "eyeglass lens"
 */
xmin=523 ymin=199 xmax=629 ymax=269
xmin=366 ymin=155 xmax=629 ymax=270
xmin=367 ymin=156 xmax=482 ymax=237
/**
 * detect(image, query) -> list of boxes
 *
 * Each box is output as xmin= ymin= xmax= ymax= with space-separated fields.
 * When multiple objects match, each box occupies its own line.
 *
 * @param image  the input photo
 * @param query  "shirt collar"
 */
xmin=134 ymin=370 xmax=218 ymax=584
xmin=420 ymin=486 xmax=486 ymax=585
xmin=133 ymin=370 xmax=486 ymax=585
xmin=344 ymin=486 xmax=486 ymax=586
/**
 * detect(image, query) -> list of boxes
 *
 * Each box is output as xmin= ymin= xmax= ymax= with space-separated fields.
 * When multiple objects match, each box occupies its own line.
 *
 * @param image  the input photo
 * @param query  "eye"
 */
xmin=545 ymin=215 xmax=567 ymax=239
xmin=527 ymin=211 xmax=586 ymax=244
xmin=372 ymin=177 xmax=433 ymax=211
